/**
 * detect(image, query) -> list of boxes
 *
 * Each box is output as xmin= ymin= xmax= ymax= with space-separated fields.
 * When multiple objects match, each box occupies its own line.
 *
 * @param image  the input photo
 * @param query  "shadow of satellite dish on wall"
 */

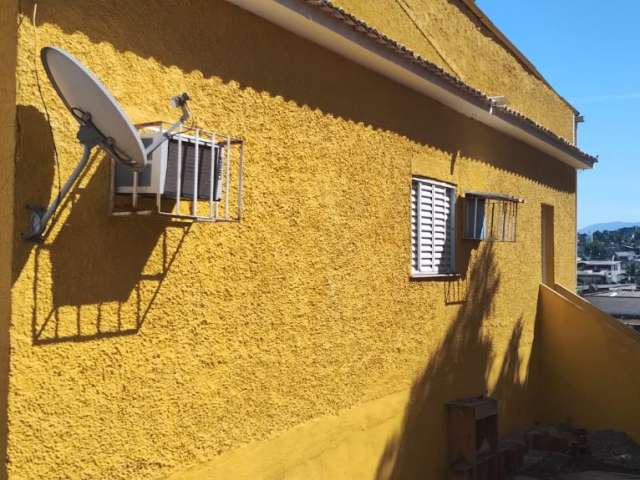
xmin=19 ymin=45 xmax=196 ymax=344
xmin=31 ymin=171 xmax=191 ymax=344
xmin=48 ymin=158 xmax=166 ymax=306
xmin=12 ymin=105 xmax=55 ymax=286
xmin=12 ymin=104 xmax=190 ymax=345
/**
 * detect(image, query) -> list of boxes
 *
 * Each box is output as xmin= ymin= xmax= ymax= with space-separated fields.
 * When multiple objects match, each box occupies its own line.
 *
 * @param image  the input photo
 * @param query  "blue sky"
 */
xmin=477 ymin=0 xmax=640 ymax=229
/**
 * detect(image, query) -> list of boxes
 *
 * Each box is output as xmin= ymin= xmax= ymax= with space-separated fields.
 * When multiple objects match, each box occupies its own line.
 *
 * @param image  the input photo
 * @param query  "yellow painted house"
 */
xmin=2 ymin=1 xmax=640 ymax=479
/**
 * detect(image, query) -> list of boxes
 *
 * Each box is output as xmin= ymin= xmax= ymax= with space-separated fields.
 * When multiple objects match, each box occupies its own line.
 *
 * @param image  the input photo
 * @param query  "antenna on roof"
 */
xmin=24 ymin=47 xmax=191 ymax=241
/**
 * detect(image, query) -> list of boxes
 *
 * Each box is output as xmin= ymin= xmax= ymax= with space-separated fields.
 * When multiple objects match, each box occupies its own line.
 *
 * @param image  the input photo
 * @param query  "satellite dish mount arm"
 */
xmin=24 ymin=111 xmax=123 ymax=241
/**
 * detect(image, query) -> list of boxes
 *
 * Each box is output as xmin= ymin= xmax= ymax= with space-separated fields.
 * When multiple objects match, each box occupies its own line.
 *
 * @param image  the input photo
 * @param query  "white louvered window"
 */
xmin=411 ymin=177 xmax=456 ymax=276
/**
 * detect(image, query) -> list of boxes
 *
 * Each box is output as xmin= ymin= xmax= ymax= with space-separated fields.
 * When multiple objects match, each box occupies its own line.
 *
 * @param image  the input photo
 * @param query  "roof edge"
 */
xmin=459 ymin=0 xmax=580 ymax=115
xmin=227 ymin=0 xmax=596 ymax=169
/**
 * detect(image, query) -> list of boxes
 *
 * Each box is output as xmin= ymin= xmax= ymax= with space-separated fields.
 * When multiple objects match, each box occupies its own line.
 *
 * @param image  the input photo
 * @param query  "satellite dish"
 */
xmin=24 ymin=46 xmax=191 ymax=241
xmin=41 ymin=46 xmax=147 ymax=170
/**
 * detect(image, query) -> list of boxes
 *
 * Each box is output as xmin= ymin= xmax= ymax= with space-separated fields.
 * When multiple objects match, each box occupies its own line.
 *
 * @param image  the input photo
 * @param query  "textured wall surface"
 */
xmin=10 ymin=1 xmax=576 ymax=479
xmin=167 ymin=390 xmax=408 ymax=480
xmin=535 ymin=285 xmax=640 ymax=440
xmin=335 ymin=0 xmax=576 ymax=142
xmin=0 ymin=2 xmax=18 ymax=479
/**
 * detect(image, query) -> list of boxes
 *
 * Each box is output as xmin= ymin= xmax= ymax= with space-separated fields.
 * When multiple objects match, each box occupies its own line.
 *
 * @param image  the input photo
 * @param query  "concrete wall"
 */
xmin=0 ymin=1 xmax=18 ymax=479
xmin=9 ymin=1 xmax=576 ymax=479
xmin=535 ymin=284 xmax=640 ymax=440
xmin=335 ymin=0 xmax=576 ymax=142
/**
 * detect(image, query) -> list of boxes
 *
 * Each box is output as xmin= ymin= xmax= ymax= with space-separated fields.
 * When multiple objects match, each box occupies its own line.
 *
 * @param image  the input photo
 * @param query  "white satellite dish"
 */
xmin=42 ymin=46 xmax=147 ymax=170
xmin=25 ymin=46 xmax=191 ymax=241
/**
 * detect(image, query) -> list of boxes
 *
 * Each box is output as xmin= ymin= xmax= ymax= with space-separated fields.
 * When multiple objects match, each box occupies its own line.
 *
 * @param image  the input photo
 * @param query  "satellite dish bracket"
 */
xmin=24 ymin=92 xmax=191 ymax=242
xmin=23 ymin=112 xmax=130 ymax=242
xmin=143 ymin=92 xmax=191 ymax=157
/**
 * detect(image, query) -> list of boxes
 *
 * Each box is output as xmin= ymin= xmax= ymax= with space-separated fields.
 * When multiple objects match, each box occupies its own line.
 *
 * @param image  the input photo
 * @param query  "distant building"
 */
xmin=614 ymin=251 xmax=636 ymax=265
xmin=584 ymin=293 xmax=640 ymax=332
xmin=577 ymin=260 xmax=624 ymax=285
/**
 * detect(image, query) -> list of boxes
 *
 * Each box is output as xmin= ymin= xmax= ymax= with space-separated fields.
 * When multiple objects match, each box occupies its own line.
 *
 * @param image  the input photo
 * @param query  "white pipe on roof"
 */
xmin=227 ymin=0 xmax=594 ymax=170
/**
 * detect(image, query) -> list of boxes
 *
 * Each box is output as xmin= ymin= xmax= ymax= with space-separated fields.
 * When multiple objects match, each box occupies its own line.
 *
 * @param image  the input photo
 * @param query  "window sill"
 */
xmin=410 ymin=273 xmax=461 ymax=280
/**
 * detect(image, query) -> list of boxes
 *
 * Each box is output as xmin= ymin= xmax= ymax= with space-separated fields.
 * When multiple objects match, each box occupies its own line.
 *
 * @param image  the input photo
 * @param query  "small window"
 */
xmin=462 ymin=192 xmax=521 ymax=242
xmin=411 ymin=177 xmax=456 ymax=277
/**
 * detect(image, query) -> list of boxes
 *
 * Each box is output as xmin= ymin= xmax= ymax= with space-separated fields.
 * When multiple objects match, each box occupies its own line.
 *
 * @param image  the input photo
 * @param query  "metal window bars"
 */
xmin=462 ymin=192 xmax=523 ymax=242
xmin=109 ymin=121 xmax=244 ymax=222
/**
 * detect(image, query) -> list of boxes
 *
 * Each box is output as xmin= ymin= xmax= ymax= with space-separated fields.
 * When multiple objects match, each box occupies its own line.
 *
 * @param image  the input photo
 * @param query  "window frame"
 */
xmin=462 ymin=192 xmax=521 ymax=242
xmin=410 ymin=176 xmax=458 ymax=279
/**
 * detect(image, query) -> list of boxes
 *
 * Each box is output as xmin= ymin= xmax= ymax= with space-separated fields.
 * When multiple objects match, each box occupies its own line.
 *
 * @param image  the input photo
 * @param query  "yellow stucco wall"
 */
xmin=167 ymin=390 xmax=408 ymax=480
xmin=334 ymin=0 xmax=576 ymax=142
xmin=0 ymin=2 xmax=18 ymax=479
xmin=534 ymin=284 xmax=640 ymax=440
xmin=9 ymin=1 xmax=577 ymax=479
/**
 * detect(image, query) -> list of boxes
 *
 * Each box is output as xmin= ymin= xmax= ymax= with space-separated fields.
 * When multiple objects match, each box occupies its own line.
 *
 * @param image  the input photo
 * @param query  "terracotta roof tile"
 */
xmin=304 ymin=0 xmax=597 ymax=166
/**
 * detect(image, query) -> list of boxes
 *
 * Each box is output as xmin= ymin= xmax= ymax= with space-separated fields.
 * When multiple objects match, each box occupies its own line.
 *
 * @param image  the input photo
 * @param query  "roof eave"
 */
xmin=458 ymin=0 xmax=580 ymax=115
xmin=227 ymin=0 xmax=596 ymax=170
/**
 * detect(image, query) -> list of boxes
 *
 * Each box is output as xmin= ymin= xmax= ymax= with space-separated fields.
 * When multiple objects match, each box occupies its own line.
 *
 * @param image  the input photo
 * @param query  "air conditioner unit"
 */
xmin=110 ymin=122 xmax=243 ymax=222
xmin=114 ymin=131 xmax=223 ymax=201
xmin=114 ymin=133 xmax=168 ymax=195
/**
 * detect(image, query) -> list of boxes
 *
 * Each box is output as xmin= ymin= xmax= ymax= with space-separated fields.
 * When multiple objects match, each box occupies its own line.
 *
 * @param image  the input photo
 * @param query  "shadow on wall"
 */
xmin=12 ymin=105 xmax=54 ymax=285
xmin=375 ymin=241 xmax=530 ymax=479
xmin=13 ymin=106 xmax=191 ymax=345
xmin=21 ymin=0 xmax=575 ymax=193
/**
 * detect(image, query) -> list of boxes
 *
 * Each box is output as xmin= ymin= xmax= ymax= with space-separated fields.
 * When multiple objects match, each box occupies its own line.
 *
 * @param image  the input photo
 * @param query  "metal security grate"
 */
xmin=163 ymin=136 xmax=220 ymax=201
xmin=110 ymin=122 xmax=244 ymax=222
xmin=462 ymin=192 xmax=522 ymax=242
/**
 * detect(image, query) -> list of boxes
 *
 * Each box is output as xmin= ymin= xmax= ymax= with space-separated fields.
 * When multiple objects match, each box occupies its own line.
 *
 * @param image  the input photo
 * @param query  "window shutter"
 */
xmin=411 ymin=178 xmax=456 ymax=275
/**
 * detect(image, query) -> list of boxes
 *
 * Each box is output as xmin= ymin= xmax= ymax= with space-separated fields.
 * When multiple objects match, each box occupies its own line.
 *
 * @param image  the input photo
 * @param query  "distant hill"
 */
xmin=579 ymin=222 xmax=640 ymax=235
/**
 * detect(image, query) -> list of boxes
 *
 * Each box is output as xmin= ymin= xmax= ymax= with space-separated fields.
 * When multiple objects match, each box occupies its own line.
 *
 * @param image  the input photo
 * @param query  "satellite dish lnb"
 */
xmin=24 ymin=46 xmax=191 ymax=241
